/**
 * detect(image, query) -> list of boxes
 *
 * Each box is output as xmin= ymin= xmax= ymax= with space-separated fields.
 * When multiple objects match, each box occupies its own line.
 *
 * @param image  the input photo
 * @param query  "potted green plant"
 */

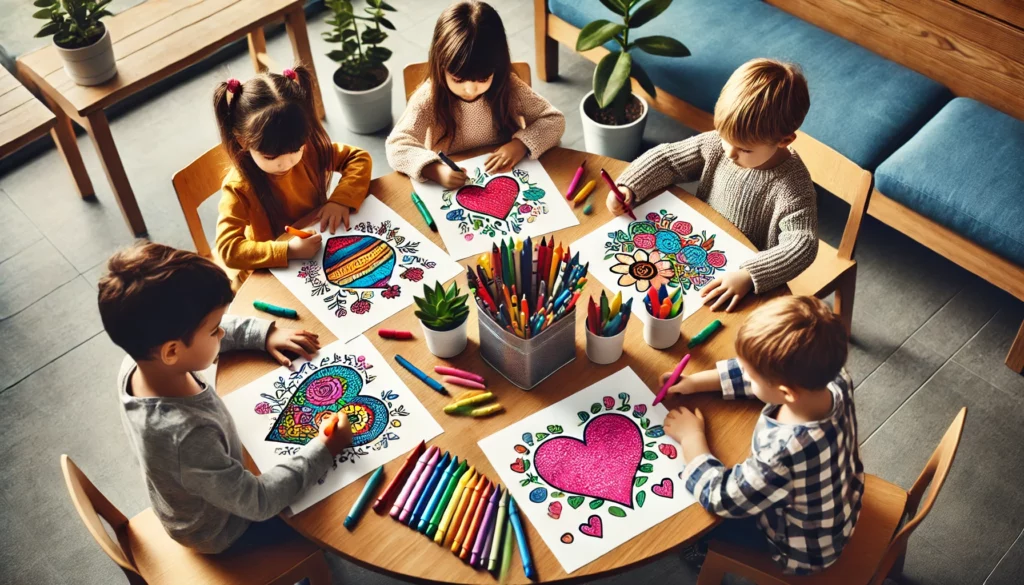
xmin=322 ymin=0 xmax=396 ymax=134
xmin=414 ymin=281 xmax=470 ymax=358
xmin=33 ymin=0 xmax=117 ymax=86
xmin=575 ymin=0 xmax=690 ymax=160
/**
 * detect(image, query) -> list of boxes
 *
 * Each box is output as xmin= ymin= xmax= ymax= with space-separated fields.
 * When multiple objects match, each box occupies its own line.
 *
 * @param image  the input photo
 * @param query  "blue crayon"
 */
xmin=409 ymin=453 xmax=451 ymax=527
xmin=394 ymin=354 xmax=447 ymax=395
xmin=508 ymin=498 xmax=536 ymax=580
xmin=417 ymin=456 xmax=459 ymax=533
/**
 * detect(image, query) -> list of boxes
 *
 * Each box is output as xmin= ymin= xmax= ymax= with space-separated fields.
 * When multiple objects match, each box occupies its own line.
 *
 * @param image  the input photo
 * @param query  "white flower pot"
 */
xmin=332 ymin=67 xmax=393 ymax=134
xmin=55 ymin=26 xmax=117 ymax=86
xmin=421 ymin=319 xmax=468 ymax=359
xmin=586 ymin=327 xmax=626 ymax=365
xmin=580 ymin=91 xmax=648 ymax=161
xmin=643 ymin=311 xmax=685 ymax=349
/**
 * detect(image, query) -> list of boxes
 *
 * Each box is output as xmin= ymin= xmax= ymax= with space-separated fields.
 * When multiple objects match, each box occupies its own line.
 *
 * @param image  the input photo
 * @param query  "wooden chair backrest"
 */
xmin=61 ymin=455 xmax=139 ymax=577
xmin=870 ymin=407 xmax=967 ymax=585
xmin=403 ymin=62 xmax=532 ymax=102
xmin=172 ymin=145 xmax=232 ymax=258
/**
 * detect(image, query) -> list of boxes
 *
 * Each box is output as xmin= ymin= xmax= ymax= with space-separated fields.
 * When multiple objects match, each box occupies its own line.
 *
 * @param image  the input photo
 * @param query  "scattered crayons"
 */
xmin=442 ymin=391 xmax=504 ymax=417
xmin=284 ymin=225 xmax=314 ymax=238
xmin=688 ymin=319 xmax=723 ymax=348
xmin=378 ymin=329 xmax=414 ymax=340
xmin=434 ymin=366 xmax=485 ymax=384
xmin=443 ymin=392 xmax=495 ymax=413
xmin=253 ymin=300 xmax=298 ymax=319
xmin=572 ymin=179 xmax=596 ymax=206
xmin=442 ymin=375 xmax=487 ymax=390
xmin=583 ymin=203 xmax=593 ymax=215
xmin=587 ymin=290 xmax=632 ymax=337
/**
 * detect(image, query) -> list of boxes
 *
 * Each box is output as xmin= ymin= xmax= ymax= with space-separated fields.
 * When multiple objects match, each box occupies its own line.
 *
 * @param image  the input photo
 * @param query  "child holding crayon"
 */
xmin=662 ymin=296 xmax=862 ymax=574
xmin=608 ymin=59 xmax=818 ymax=312
xmin=98 ymin=243 xmax=354 ymax=553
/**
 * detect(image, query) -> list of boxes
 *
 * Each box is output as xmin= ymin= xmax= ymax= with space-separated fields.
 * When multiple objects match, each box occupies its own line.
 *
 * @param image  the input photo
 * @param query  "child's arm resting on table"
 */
xmin=385 ymin=86 xmax=446 ymax=183
xmin=216 ymin=186 xmax=289 ymax=270
xmin=218 ymin=315 xmax=321 ymax=367
xmin=321 ymin=143 xmax=373 ymax=233
xmin=740 ymin=202 xmax=818 ymax=295
xmin=682 ymin=448 xmax=793 ymax=518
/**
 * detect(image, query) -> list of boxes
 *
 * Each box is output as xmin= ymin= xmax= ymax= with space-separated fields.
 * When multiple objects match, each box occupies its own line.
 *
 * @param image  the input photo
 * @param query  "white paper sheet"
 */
xmin=411 ymin=155 xmax=580 ymax=260
xmin=573 ymin=192 xmax=755 ymax=324
xmin=478 ymin=367 xmax=696 ymax=573
xmin=270 ymin=195 xmax=462 ymax=342
xmin=222 ymin=336 xmax=443 ymax=514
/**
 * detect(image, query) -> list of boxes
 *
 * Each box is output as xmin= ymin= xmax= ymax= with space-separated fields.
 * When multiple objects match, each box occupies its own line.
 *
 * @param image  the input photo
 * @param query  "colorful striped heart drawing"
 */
xmin=455 ymin=175 xmax=520 ymax=220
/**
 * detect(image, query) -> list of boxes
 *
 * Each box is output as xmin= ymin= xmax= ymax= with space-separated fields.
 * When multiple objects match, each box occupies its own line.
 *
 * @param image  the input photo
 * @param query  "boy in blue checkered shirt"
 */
xmin=662 ymin=295 xmax=863 ymax=574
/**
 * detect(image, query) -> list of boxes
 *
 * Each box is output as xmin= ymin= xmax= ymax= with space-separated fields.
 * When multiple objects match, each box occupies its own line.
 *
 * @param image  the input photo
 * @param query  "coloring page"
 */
xmin=222 ymin=336 xmax=443 ymax=514
xmin=574 ymin=192 xmax=754 ymax=324
xmin=413 ymin=155 xmax=579 ymax=260
xmin=271 ymin=195 xmax=462 ymax=342
xmin=478 ymin=367 xmax=696 ymax=573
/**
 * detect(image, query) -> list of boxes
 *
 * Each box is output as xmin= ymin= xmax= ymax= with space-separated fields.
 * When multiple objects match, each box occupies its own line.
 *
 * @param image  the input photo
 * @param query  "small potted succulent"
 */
xmin=575 ymin=0 xmax=689 ymax=160
xmin=414 ymin=281 xmax=470 ymax=358
xmin=33 ymin=0 xmax=117 ymax=86
xmin=323 ymin=0 xmax=396 ymax=134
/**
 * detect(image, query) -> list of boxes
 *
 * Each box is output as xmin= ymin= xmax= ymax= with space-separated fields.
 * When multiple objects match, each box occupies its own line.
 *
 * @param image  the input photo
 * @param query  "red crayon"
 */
xmin=599 ymin=168 xmax=637 ymax=220
xmin=372 ymin=440 xmax=426 ymax=513
xmin=378 ymin=329 xmax=414 ymax=340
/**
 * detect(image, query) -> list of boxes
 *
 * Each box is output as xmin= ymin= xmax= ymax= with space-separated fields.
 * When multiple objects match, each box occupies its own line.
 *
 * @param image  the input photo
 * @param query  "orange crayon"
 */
xmin=452 ymin=478 xmax=489 ymax=554
xmin=443 ymin=472 xmax=479 ymax=548
xmin=284 ymin=225 xmax=314 ymax=238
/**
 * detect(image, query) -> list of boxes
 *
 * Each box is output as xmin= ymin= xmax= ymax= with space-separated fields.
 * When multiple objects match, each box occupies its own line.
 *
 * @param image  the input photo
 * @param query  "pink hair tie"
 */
xmin=283 ymin=68 xmax=297 ymax=81
xmin=225 ymin=78 xmax=241 ymax=105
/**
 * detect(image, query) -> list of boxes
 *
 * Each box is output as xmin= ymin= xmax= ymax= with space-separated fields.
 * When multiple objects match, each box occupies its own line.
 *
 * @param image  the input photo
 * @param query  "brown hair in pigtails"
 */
xmin=212 ymin=64 xmax=333 ymax=235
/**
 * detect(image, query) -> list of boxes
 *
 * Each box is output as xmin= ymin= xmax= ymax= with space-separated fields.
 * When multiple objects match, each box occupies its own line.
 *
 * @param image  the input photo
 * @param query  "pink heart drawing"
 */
xmin=533 ymin=413 xmax=643 ymax=508
xmin=579 ymin=515 xmax=603 ymax=538
xmin=651 ymin=478 xmax=674 ymax=499
xmin=456 ymin=176 xmax=520 ymax=220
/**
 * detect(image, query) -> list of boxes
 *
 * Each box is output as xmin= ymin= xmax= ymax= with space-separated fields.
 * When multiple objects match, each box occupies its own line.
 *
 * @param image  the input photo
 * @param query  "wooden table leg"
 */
xmin=48 ymin=104 xmax=95 ymax=199
xmin=284 ymin=7 xmax=326 ymax=120
xmin=82 ymin=111 xmax=147 ymax=236
xmin=1006 ymin=320 xmax=1024 ymax=374
xmin=248 ymin=26 xmax=268 ymax=73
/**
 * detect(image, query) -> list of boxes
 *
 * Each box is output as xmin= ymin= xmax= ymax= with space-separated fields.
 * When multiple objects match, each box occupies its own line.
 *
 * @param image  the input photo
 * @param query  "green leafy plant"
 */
xmin=32 ymin=0 xmax=113 ymax=49
xmin=414 ymin=281 xmax=469 ymax=332
xmin=576 ymin=0 xmax=690 ymax=125
xmin=323 ymin=0 xmax=396 ymax=91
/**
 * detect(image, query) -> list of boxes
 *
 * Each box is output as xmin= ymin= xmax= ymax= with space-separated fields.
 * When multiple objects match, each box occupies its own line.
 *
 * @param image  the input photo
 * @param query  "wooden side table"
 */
xmin=15 ymin=0 xmax=325 ymax=237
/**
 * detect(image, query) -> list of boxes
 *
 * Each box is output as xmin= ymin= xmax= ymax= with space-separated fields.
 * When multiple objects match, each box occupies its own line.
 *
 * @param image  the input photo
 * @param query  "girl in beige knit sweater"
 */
xmin=385 ymin=1 xmax=565 ymax=188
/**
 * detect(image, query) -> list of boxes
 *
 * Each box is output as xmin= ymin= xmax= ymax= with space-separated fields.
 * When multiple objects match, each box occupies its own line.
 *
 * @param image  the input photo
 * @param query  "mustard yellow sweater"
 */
xmin=216 ymin=143 xmax=372 ymax=270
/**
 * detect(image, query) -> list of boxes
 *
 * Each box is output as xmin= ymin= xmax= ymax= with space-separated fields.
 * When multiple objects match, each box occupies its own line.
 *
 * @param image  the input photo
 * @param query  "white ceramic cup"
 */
xmin=586 ymin=327 xmax=626 ymax=364
xmin=421 ymin=320 xmax=468 ymax=358
xmin=643 ymin=311 xmax=685 ymax=349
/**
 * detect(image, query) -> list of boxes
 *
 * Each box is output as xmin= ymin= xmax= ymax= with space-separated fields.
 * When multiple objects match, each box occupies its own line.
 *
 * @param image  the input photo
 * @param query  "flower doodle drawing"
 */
xmin=296 ymin=220 xmax=436 ymax=318
xmin=440 ymin=167 xmax=549 ymax=240
xmin=604 ymin=209 xmax=730 ymax=293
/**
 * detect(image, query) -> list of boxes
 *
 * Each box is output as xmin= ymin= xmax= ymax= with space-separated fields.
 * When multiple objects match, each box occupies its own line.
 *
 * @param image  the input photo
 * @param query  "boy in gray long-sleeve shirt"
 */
xmin=98 ymin=243 xmax=353 ymax=553
xmin=609 ymin=59 xmax=818 ymax=311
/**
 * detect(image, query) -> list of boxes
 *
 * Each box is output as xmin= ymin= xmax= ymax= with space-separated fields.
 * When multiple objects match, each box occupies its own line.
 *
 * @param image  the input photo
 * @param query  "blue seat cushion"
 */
xmin=548 ymin=0 xmax=952 ymax=170
xmin=875 ymin=98 xmax=1024 ymax=266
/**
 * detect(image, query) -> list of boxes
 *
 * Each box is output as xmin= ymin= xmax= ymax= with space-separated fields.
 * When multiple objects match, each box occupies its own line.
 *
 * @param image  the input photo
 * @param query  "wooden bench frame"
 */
xmin=534 ymin=0 xmax=1024 ymax=372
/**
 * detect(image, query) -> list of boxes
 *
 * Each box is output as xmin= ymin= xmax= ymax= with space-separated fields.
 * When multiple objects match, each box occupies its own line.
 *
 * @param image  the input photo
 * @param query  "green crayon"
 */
xmin=688 ymin=319 xmax=723 ymax=348
xmin=253 ymin=300 xmax=298 ymax=319
xmin=425 ymin=459 xmax=469 ymax=538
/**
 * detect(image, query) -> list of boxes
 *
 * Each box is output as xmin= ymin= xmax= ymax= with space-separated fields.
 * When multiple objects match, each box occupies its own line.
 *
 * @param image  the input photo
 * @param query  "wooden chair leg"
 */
xmin=47 ymin=99 xmax=94 ymax=199
xmin=248 ymin=26 xmax=268 ymax=73
xmin=284 ymin=7 xmax=326 ymax=120
xmin=1006 ymin=320 xmax=1024 ymax=373
xmin=834 ymin=264 xmax=856 ymax=335
xmin=271 ymin=550 xmax=331 ymax=585
xmin=533 ymin=0 xmax=559 ymax=81
xmin=695 ymin=548 xmax=730 ymax=585
xmin=82 ymin=110 xmax=147 ymax=236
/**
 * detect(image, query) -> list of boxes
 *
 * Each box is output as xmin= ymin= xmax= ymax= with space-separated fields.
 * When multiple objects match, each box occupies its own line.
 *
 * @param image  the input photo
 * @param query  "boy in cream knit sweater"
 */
xmin=609 ymin=58 xmax=818 ymax=311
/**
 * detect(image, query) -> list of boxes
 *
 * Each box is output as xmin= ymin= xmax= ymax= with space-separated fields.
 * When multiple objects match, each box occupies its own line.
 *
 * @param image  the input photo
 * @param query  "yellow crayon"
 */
xmin=572 ymin=179 xmax=596 ymax=206
xmin=442 ymin=471 xmax=479 ymax=547
xmin=443 ymin=392 xmax=495 ymax=413
xmin=435 ymin=468 xmax=476 ymax=544
xmin=609 ymin=291 xmax=622 ymax=319
xmin=468 ymin=403 xmax=504 ymax=417
xmin=452 ymin=478 xmax=490 ymax=553
xmin=454 ymin=390 xmax=486 ymax=401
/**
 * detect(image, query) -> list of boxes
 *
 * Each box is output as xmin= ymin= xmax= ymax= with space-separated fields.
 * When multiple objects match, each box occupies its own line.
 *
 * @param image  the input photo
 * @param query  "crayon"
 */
xmin=411 ymin=192 xmax=437 ymax=232
xmin=434 ymin=366 xmax=485 ymax=384
xmin=454 ymin=479 xmax=491 ymax=556
xmin=443 ymin=392 xmax=495 ymax=413
xmin=391 ymin=445 xmax=439 ymax=519
xmin=508 ymin=498 xmax=536 ymax=580
xmin=373 ymin=440 xmax=426 ymax=513
xmin=394 ymin=355 xmax=447 ymax=395
xmin=454 ymin=390 xmax=486 ymax=401
xmin=378 ymin=329 xmax=413 ymax=340
xmin=572 ymin=179 xmax=596 ymax=206
xmin=565 ymin=160 xmax=585 ymax=199
xmin=449 ymin=476 xmax=487 ymax=549
xmin=688 ymin=319 xmax=723 ymax=348
xmin=654 ymin=353 xmax=690 ymax=406
xmin=600 ymin=168 xmax=636 ymax=220
xmin=408 ymin=452 xmax=450 ymax=526
xmin=320 ymin=412 xmax=340 ymax=437
xmin=472 ymin=486 xmax=501 ymax=566
xmin=487 ymin=489 xmax=509 ymax=572
xmin=344 ymin=465 xmax=385 ymax=530
xmin=284 ymin=225 xmax=314 ymax=238
xmin=467 ymin=404 xmax=504 ymax=417
xmin=442 ymin=375 xmax=488 ymax=390
xmin=609 ymin=291 xmax=622 ymax=319
xmin=498 ymin=518 xmax=513 ymax=584
xmin=437 ymin=151 xmax=462 ymax=173
xmin=253 ymin=300 xmax=298 ymax=319
xmin=583 ymin=202 xmax=593 ymax=215
xmin=424 ymin=460 xmax=469 ymax=536
xmin=438 ymin=469 xmax=477 ymax=545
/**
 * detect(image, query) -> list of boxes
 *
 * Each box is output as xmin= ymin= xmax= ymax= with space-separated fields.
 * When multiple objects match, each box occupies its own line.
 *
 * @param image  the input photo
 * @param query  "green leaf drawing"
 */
xmin=547 ymin=425 xmax=563 ymax=434
xmin=568 ymin=496 xmax=585 ymax=509
xmin=590 ymin=403 xmax=602 ymax=414
xmin=523 ymin=187 xmax=546 ymax=201
xmin=645 ymin=442 xmax=656 ymax=447
xmin=641 ymin=418 xmax=650 ymax=429
xmin=589 ymin=499 xmax=605 ymax=510
xmin=639 ymin=463 xmax=654 ymax=473
xmin=609 ymin=506 xmax=626 ymax=518
xmin=637 ymin=491 xmax=646 ymax=507
xmin=643 ymin=450 xmax=658 ymax=460
xmin=552 ymin=492 xmax=565 ymax=498
xmin=635 ymin=476 xmax=649 ymax=487
xmin=520 ymin=478 xmax=532 ymax=487
xmin=645 ymin=426 xmax=665 ymax=438
xmin=578 ymin=411 xmax=590 ymax=424
xmin=535 ymin=433 xmax=549 ymax=442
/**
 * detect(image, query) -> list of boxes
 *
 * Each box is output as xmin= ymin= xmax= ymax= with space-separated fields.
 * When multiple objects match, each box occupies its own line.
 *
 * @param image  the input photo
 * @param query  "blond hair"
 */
xmin=714 ymin=58 xmax=809 ymax=146
xmin=735 ymin=296 xmax=847 ymax=389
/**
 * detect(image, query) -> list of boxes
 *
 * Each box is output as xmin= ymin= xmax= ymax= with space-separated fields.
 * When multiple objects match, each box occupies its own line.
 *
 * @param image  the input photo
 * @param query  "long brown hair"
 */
xmin=213 ymin=66 xmax=332 ymax=234
xmin=428 ymin=1 xmax=520 ymax=146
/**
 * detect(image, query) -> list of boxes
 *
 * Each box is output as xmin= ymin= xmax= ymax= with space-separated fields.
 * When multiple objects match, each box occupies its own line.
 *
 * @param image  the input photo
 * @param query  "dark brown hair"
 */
xmin=428 ymin=1 xmax=520 ymax=145
xmin=213 ymin=65 xmax=333 ymax=234
xmin=735 ymin=296 xmax=848 ymax=389
xmin=98 ymin=243 xmax=234 ymax=360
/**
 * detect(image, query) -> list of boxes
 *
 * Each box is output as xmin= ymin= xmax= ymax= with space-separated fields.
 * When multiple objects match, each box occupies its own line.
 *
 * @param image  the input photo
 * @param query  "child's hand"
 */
xmin=429 ymin=162 xmax=468 ymax=189
xmin=318 ymin=201 xmax=350 ymax=234
xmin=265 ymin=325 xmax=320 ymax=367
xmin=484 ymin=139 xmax=528 ymax=174
xmin=660 ymin=372 xmax=697 ymax=395
xmin=701 ymin=269 xmax=753 ymax=312
xmin=606 ymin=186 xmax=635 ymax=215
xmin=287 ymin=232 xmax=322 ymax=260
xmin=318 ymin=413 xmax=354 ymax=456
xmin=665 ymin=407 xmax=710 ymax=460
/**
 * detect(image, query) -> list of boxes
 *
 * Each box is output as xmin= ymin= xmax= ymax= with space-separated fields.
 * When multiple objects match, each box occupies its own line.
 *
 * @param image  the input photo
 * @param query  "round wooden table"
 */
xmin=217 ymin=146 xmax=780 ymax=584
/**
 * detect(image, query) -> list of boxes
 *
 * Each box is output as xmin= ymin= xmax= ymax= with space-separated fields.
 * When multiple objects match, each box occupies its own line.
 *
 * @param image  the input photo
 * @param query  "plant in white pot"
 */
xmin=33 ymin=0 xmax=117 ymax=86
xmin=575 ymin=0 xmax=690 ymax=160
xmin=414 ymin=281 xmax=470 ymax=359
xmin=323 ymin=0 xmax=396 ymax=134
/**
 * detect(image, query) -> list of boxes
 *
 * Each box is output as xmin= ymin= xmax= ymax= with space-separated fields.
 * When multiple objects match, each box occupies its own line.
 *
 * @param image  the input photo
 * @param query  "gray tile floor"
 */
xmin=1 ymin=1 xmax=1023 ymax=584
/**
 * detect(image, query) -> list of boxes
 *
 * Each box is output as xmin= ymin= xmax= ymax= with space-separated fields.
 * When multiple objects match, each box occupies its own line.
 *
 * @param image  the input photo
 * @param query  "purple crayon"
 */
xmin=470 ymin=486 xmax=502 ymax=566
xmin=391 ymin=445 xmax=438 ymax=519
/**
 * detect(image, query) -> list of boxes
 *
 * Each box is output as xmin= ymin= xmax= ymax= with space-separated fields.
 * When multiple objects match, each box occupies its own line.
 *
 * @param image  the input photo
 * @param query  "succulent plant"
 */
xmin=32 ymin=0 xmax=113 ymax=49
xmin=414 ymin=281 xmax=469 ymax=332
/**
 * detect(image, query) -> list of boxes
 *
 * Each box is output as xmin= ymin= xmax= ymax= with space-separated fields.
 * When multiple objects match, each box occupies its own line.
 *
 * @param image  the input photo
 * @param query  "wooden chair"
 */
xmin=696 ymin=407 xmax=967 ymax=585
xmin=61 ymin=454 xmax=330 ymax=585
xmin=402 ymin=61 xmax=533 ymax=101
xmin=172 ymin=145 xmax=243 ymax=289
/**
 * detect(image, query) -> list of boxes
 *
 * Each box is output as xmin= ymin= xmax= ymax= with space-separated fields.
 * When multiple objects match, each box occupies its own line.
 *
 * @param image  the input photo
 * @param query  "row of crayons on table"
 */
xmin=466 ymin=236 xmax=588 ymax=339
xmin=345 ymin=440 xmax=535 ymax=582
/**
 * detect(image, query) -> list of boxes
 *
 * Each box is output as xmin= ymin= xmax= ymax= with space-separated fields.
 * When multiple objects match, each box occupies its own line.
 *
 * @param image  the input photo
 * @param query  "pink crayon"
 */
xmin=398 ymin=447 xmax=441 ymax=523
xmin=443 ymin=376 xmax=487 ymax=390
xmin=390 ymin=445 xmax=438 ymax=519
xmin=565 ymin=160 xmax=585 ymax=200
xmin=434 ymin=366 xmax=486 ymax=385
xmin=654 ymin=353 xmax=690 ymax=406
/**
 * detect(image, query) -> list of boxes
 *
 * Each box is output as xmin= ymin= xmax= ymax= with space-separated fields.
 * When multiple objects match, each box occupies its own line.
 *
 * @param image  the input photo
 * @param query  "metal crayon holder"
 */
xmin=477 ymin=307 xmax=577 ymax=390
